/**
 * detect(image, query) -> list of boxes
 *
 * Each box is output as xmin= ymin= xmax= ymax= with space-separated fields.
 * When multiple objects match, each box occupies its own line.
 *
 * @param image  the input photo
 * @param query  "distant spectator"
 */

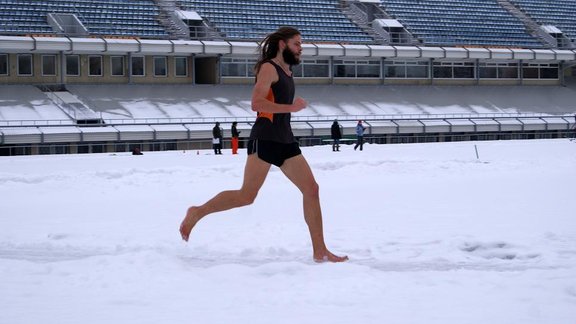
xmin=231 ymin=121 xmax=241 ymax=154
xmin=572 ymin=113 xmax=576 ymax=140
xmin=132 ymin=147 xmax=143 ymax=155
xmin=354 ymin=120 xmax=367 ymax=151
xmin=212 ymin=122 xmax=223 ymax=155
xmin=331 ymin=120 xmax=342 ymax=152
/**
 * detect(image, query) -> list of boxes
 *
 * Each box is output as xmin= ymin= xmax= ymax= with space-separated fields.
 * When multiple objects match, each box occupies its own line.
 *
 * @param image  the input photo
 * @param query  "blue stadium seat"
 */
xmin=379 ymin=0 xmax=545 ymax=48
xmin=177 ymin=0 xmax=374 ymax=43
xmin=0 ymin=0 xmax=168 ymax=38
xmin=510 ymin=0 xmax=576 ymax=43
xmin=0 ymin=0 xmax=569 ymax=47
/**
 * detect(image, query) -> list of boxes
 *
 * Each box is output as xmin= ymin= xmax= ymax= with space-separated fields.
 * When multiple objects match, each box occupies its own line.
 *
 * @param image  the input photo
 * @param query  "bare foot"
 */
xmin=179 ymin=206 xmax=201 ymax=242
xmin=313 ymin=251 xmax=349 ymax=263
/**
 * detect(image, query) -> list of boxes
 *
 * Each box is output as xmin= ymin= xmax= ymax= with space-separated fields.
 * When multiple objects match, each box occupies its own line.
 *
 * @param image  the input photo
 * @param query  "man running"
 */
xmin=179 ymin=27 xmax=348 ymax=263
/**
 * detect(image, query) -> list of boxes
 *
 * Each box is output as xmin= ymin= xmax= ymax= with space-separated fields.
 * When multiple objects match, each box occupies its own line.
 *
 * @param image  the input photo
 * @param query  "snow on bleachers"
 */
xmin=67 ymin=84 xmax=576 ymax=122
xmin=2 ymin=84 xmax=576 ymax=125
xmin=0 ymin=85 xmax=71 ymax=122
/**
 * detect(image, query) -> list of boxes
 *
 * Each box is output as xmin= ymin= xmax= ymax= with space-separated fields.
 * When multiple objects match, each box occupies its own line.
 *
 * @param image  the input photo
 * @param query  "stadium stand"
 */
xmin=0 ymin=0 xmax=168 ymax=38
xmin=509 ymin=0 xmax=576 ymax=46
xmin=0 ymin=0 xmax=573 ymax=47
xmin=379 ymin=0 xmax=545 ymax=48
xmin=177 ymin=0 xmax=375 ymax=43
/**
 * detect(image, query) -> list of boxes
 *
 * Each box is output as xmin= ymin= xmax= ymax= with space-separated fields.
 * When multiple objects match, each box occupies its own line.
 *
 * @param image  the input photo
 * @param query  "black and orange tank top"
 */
xmin=249 ymin=60 xmax=295 ymax=143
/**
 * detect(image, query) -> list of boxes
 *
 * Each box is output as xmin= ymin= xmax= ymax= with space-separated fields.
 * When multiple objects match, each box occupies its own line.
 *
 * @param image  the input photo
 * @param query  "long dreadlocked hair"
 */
xmin=254 ymin=26 xmax=301 ymax=75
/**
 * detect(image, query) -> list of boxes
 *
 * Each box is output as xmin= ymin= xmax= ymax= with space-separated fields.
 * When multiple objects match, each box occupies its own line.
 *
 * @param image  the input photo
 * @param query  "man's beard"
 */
xmin=282 ymin=48 xmax=300 ymax=66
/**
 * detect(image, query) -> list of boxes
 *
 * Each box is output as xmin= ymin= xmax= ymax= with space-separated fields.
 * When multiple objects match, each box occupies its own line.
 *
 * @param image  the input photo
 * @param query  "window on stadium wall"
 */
xmin=292 ymin=59 xmax=329 ymax=78
xmin=175 ymin=57 xmax=188 ymax=77
xmin=221 ymin=58 xmax=330 ymax=78
xmin=111 ymin=56 xmax=125 ymax=76
xmin=42 ymin=55 xmax=57 ymax=76
xmin=0 ymin=54 xmax=8 ymax=75
xmin=18 ymin=54 xmax=33 ymax=76
xmin=385 ymin=60 xmax=429 ymax=78
xmin=479 ymin=62 xmax=518 ymax=79
xmin=221 ymin=57 xmax=256 ymax=77
xmin=154 ymin=57 xmax=167 ymax=77
xmin=132 ymin=57 xmax=145 ymax=76
xmin=433 ymin=61 xmax=475 ymax=79
xmin=88 ymin=55 xmax=102 ymax=76
xmin=39 ymin=145 xmax=69 ymax=155
xmin=66 ymin=55 xmax=80 ymax=76
xmin=334 ymin=59 xmax=380 ymax=78
xmin=522 ymin=63 xmax=559 ymax=79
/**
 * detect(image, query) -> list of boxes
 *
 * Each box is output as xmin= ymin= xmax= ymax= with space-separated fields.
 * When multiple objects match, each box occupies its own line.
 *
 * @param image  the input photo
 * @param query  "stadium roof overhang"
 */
xmin=0 ymin=36 xmax=574 ymax=61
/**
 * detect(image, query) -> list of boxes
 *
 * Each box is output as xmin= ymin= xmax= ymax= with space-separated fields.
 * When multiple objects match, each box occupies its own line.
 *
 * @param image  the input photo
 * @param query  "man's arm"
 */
xmin=251 ymin=62 xmax=306 ymax=113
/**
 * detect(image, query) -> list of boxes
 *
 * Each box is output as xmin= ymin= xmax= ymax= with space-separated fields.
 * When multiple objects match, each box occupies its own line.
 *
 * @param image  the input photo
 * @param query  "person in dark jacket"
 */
xmin=131 ymin=147 xmax=143 ymax=155
xmin=231 ymin=121 xmax=241 ymax=154
xmin=212 ymin=122 xmax=223 ymax=155
xmin=573 ymin=113 xmax=576 ymax=139
xmin=330 ymin=120 xmax=342 ymax=152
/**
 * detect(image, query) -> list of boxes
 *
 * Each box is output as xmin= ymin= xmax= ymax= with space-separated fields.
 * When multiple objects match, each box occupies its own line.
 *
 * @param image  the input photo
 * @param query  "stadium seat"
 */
xmin=0 ymin=0 xmax=168 ymax=39
xmin=177 ymin=0 xmax=374 ymax=43
xmin=510 ymin=0 xmax=576 ymax=44
xmin=379 ymin=0 xmax=545 ymax=47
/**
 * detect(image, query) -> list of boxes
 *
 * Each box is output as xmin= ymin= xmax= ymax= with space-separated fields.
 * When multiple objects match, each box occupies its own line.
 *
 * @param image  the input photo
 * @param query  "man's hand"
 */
xmin=291 ymin=97 xmax=307 ymax=112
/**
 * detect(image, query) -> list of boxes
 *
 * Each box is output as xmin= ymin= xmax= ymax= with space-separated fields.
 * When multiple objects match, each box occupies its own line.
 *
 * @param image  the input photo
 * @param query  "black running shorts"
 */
xmin=247 ymin=139 xmax=302 ymax=167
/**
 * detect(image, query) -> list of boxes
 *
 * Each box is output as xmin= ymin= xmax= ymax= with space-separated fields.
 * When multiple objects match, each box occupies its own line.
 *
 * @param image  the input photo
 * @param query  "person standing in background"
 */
xmin=231 ymin=121 xmax=241 ymax=154
xmin=331 ymin=120 xmax=342 ymax=152
xmin=212 ymin=122 xmax=223 ymax=155
xmin=354 ymin=120 xmax=366 ymax=151
xmin=571 ymin=113 xmax=576 ymax=140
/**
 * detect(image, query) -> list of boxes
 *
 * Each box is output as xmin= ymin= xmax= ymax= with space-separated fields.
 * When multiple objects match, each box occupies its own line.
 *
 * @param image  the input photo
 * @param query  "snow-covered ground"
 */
xmin=1 ymin=139 xmax=575 ymax=324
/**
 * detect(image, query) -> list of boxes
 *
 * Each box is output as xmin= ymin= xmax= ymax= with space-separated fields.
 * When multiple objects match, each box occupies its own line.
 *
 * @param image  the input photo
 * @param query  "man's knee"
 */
xmin=303 ymin=181 xmax=320 ymax=198
xmin=238 ymin=190 xmax=258 ymax=206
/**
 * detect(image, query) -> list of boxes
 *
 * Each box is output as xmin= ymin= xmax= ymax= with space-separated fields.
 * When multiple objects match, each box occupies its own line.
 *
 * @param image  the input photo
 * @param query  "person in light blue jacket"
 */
xmin=354 ymin=120 xmax=366 ymax=151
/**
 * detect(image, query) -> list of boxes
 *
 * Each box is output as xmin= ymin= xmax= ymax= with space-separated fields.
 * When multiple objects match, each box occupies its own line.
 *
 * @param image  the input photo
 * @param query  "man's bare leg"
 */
xmin=179 ymin=154 xmax=271 ymax=241
xmin=280 ymin=155 xmax=348 ymax=262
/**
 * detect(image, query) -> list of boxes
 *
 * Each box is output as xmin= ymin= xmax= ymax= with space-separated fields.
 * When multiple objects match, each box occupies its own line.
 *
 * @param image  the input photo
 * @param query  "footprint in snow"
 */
xmin=459 ymin=241 xmax=541 ymax=260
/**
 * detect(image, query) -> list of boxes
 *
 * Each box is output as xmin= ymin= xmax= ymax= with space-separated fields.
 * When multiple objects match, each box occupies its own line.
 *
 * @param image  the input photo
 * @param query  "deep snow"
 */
xmin=1 ymin=139 xmax=575 ymax=324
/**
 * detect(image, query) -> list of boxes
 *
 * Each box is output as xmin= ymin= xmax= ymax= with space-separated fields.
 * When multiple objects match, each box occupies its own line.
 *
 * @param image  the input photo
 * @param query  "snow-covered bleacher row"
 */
xmin=4 ymin=84 xmax=576 ymax=119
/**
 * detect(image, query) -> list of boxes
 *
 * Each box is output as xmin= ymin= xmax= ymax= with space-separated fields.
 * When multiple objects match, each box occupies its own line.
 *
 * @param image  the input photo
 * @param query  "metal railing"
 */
xmin=0 ymin=112 xmax=573 ymax=128
xmin=1 ymin=130 xmax=574 ymax=156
